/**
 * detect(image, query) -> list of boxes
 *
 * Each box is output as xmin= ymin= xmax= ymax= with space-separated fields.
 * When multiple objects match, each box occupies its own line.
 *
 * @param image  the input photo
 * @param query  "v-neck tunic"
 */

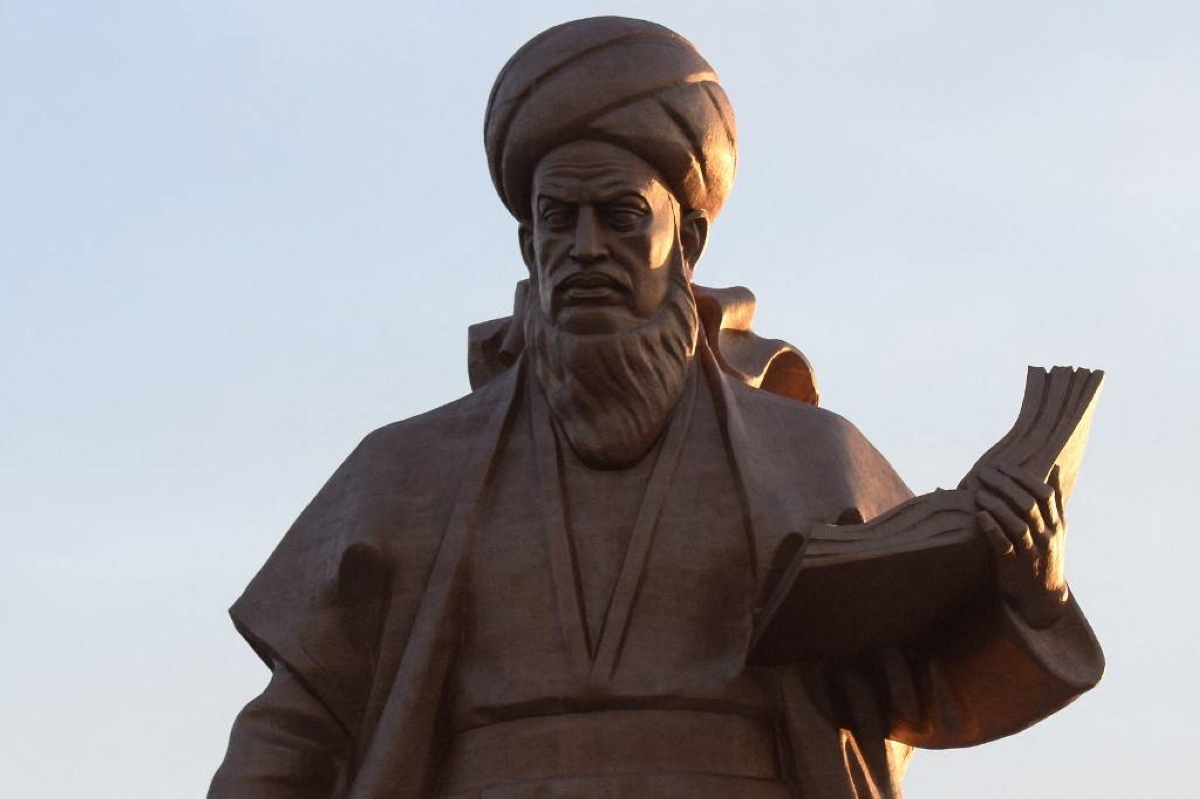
xmin=558 ymin=422 xmax=655 ymax=655
xmin=447 ymin=367 xmax=781 ymax=791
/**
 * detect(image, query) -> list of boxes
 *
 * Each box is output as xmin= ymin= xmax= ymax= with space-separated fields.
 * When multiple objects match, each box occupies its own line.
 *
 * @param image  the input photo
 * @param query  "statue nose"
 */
xmin=570 ymin=207 xmax=606 ymax=263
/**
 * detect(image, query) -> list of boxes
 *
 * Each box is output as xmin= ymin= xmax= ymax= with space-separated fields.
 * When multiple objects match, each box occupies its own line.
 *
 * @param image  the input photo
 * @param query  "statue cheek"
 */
xmin=622 ymin=254 xmax=673 ymax=319
xmin=638 ymin=211 xmax=678 ymax=270
xmin=538 ymin=279 xmax=555 ymax=317
xmin=614 ymin=224 xmax=670 ymax=270
xmin=648 ymin=233 xmax=674 ymax=271
xmin=534 ymin=237 xmax=569 ymax=274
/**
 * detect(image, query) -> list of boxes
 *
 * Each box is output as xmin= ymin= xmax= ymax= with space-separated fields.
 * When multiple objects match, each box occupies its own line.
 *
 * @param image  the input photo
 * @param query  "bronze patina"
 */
xmin=211 ymin=17 xmax=1103 ymax=798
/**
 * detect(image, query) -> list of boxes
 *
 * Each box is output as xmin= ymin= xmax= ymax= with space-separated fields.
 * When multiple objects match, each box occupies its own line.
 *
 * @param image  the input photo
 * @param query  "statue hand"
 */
xmin=975 ymin=464 xmax=1070 ymax=628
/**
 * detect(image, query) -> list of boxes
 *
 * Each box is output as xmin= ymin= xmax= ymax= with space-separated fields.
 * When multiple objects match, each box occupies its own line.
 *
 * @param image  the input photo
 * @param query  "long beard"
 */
xmin=525 ymin=267 xmax=699 ymax=469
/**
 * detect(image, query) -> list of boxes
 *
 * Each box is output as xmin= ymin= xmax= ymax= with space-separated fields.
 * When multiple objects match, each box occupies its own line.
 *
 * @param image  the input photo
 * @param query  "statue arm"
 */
xmin=880 ymin=588 xmax=1103 ymax=748
xmin=883 ymin=464 xmax=1104 ymax=748
xmin=209 ymin=427 xmax=406 ymax=795
xmin=209 ymin=662 xmax=350 ymax=798
xmin=829 ymin=420 xmax=1104 ymax=749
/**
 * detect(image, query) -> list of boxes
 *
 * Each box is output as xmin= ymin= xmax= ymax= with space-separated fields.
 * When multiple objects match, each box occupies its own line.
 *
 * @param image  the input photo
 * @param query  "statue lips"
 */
xmin=556 ymin=271 xmax=631 ymax=309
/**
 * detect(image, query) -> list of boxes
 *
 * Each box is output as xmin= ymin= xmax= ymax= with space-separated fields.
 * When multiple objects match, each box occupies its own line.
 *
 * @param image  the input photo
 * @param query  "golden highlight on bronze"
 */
xmin=211 ymin=16 xmax=1104 ymax=798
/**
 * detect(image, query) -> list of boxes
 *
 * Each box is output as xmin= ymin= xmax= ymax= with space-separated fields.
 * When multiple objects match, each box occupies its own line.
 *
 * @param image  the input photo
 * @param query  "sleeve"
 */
xmin=209 ymin=663 xmax=350 ymax=798
xmin=225 ymin=431 xmax=398 ymax=743
xmin=880 ymin=588 xmax=1104 ymax=748
xmin=834 ymin=419 xmax=1105 ymax=749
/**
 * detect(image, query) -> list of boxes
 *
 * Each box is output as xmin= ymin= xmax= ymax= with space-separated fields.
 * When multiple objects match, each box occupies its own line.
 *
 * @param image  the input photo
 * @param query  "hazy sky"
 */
xmin=2 ymin=2 xmax=1196 ymax=796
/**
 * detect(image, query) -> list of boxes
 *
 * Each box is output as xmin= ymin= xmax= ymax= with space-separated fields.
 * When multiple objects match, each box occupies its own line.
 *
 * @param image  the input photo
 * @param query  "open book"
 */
xmin=748 ymin=366 xmax=1104 ymax=665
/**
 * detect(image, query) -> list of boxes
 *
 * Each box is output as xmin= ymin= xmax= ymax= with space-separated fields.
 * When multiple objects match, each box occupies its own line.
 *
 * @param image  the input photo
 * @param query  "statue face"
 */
xmin=522 ymin=140 xmax=682 ymax=335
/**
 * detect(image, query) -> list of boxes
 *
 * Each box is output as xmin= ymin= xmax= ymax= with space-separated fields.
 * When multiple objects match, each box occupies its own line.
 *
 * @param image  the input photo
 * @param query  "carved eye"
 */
xmin=605 ymin=206 xmax=643 ymax=231
xmin=541 ymin=207 xmax=575 ymax=232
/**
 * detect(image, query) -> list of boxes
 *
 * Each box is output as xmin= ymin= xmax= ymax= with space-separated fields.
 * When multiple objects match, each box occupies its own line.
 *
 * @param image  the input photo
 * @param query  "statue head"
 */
xmin=470 ymin=18 xmax=817 ymax=460
xmin=485 ymin=16 xmax=737 ymax=332
xmin=519 ymin=139 xmax=709 ymax=336
xmin=482 ymin=17 xmax=739 ymax=468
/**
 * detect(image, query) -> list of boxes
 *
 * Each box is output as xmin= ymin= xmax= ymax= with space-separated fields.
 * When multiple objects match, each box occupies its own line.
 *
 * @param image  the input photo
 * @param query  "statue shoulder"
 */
xmin=353 ymin=370 xmax=517 ymax=482
xmin=229 ymin=373 xmax=519 ymax=690
xmin=282 ymin=371 xmax=518 ymax=556
xmin=727 ymin=375 xmax=870 ymax=447
xmin=725 ymin=376 xmax=913 ymax=514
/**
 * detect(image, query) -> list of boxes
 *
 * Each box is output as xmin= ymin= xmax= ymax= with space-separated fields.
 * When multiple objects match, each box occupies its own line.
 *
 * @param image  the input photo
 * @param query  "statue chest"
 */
xmin=450 ymin=385 xmax=774 ymax=734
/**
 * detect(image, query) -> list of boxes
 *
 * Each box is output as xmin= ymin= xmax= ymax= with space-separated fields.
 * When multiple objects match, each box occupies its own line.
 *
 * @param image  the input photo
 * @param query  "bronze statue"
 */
xmin=211 ymin=17 xmax=1103 ymax=797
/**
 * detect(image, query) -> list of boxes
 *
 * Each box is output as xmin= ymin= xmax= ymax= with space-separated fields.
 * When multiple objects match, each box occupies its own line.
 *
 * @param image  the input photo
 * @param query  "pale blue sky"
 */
xmin=2 ymin=2 xmax=1196 ymax=796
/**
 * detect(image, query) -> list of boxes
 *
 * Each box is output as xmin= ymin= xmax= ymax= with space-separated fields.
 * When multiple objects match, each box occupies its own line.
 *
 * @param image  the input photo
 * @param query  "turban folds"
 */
xmin=485 ymin=16 xmax=738 ymax=221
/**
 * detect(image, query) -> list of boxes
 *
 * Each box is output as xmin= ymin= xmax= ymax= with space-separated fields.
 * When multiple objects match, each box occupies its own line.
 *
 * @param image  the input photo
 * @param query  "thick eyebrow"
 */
xmin=536 ymin=187 xmax=652 ymax=208
xmin=598 ymin=191 xmax=652 ymax=209
xmin=535 ymin=193 xmax=573 ymax=211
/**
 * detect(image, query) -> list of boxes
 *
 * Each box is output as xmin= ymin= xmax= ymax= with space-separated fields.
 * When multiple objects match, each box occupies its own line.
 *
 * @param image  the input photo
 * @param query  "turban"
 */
xmin=485 ymin=16 xmax=738 ymax=221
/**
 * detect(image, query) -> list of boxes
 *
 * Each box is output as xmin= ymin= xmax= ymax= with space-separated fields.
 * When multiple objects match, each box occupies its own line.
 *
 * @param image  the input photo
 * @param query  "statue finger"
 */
xmin=1048 ymin=464 xmax=1066 ymax=526
xmin=978 ymin=511 xmax=1015 ymax=559
xmin=979 ymin=467 xmax=1046 ymax=535
xmin=977 ymin=494 xmax=1036 ymax=555
xmin=999 ymin=463 xmax=1057 ymax=532
xmin=997 ymin=462 xmax=1045 ymax=490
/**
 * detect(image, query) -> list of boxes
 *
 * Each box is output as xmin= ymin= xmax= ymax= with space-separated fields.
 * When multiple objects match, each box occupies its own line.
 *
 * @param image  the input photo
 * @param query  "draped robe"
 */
xmin=211 ymin=348 xmax=1103 ymax=798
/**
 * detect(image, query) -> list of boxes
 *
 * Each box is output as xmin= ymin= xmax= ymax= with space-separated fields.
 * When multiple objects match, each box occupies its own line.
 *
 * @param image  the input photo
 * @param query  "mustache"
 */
xmin=551 ymin=267 xmax=633 ymax=295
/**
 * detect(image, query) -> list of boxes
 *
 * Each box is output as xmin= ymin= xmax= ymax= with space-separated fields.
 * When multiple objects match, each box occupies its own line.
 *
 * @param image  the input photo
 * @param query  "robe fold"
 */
xmin=211 ymin=349 xmax=1103 ymax=798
